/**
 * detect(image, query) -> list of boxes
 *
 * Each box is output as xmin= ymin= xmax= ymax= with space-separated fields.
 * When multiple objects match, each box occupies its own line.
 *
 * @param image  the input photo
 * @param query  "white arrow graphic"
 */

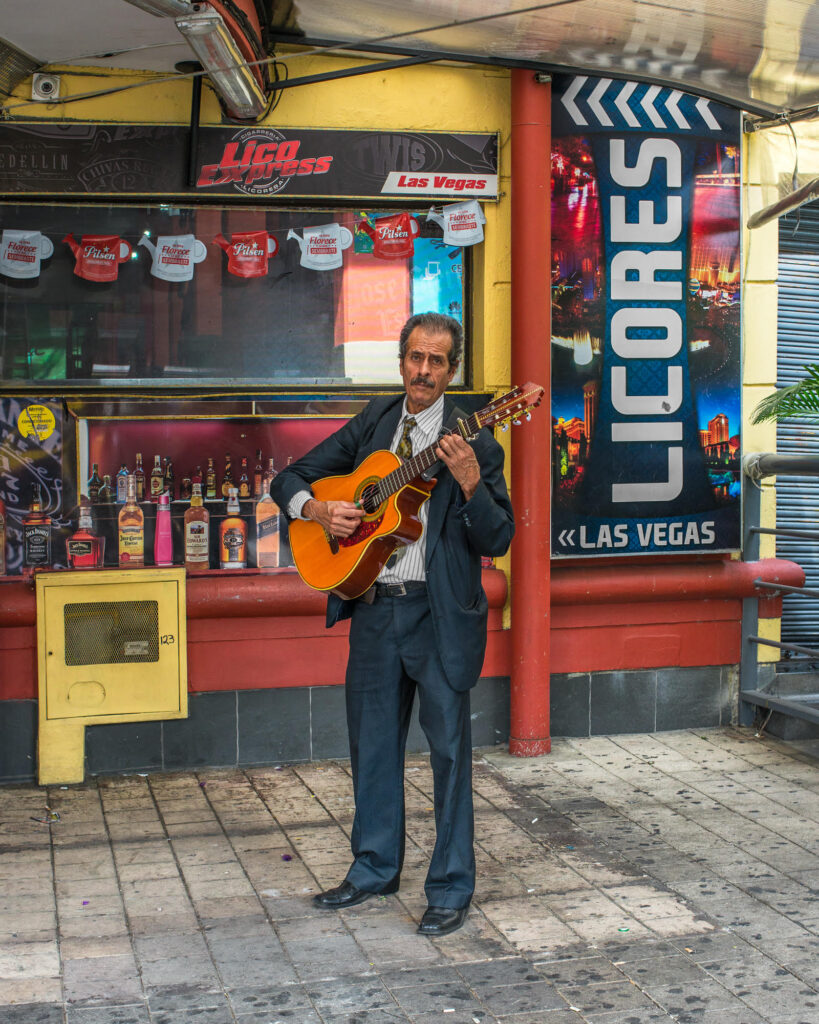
xmin=641 ymin=84 xmax=666 ymax=128
xmin=695 ymin=97 xmax=720 ymax=130
xmin=665 ymin=90 xmax=691 ymax=130
xmin=561 ymin=75 xmax=588 ymax=126
xmin=558 ymin=529 xmax=576 ymax=546
xmin=588 ymin=78 xmax=613 ymax=126
xmin=614 ymin=81 xmax=640 ymax=127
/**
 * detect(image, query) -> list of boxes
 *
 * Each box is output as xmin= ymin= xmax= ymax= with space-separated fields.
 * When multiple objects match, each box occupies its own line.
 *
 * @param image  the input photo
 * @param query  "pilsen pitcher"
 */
xmin=214 ymin=231 xmax=278 ymax=278
xmin=63 ymin=234 xmax=133 ymax=282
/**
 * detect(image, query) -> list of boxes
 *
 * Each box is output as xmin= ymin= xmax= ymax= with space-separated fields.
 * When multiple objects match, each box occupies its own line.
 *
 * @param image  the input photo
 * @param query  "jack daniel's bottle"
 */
xmin=23 ymin=487 xmax=52 ymax=567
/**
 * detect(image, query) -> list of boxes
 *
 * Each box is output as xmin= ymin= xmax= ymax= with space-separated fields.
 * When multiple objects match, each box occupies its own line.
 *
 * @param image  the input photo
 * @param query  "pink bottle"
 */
xmin=154 ymin=492 xmax=174 ymax=567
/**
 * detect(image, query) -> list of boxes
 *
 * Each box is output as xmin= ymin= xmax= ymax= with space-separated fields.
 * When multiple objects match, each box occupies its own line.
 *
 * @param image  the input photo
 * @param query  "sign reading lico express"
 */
xmin=0 ymin=124 xmax=499 ymax=201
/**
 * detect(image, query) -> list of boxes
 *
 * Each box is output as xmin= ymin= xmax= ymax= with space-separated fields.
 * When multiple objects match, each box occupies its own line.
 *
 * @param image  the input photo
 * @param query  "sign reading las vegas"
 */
xmin=550 ymin=76 xmax=741 ymax=557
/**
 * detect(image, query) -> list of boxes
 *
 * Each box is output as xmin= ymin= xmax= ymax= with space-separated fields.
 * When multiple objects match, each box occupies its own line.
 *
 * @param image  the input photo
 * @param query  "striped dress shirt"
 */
xmin=287 ymin=393 xmax=445 ymax=584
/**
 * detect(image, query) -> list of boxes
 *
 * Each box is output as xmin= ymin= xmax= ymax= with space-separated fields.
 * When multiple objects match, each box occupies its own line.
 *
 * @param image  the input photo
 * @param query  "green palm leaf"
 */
xmin=752 ymin=363 xmax=819 ymax=423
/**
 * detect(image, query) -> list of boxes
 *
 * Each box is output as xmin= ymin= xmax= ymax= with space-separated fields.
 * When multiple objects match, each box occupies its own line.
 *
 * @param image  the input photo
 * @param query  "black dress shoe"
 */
xmin=312 ymin=881 xmax=376 ymax=909
xmin=417 ymin=904 xmax=469 ymax=936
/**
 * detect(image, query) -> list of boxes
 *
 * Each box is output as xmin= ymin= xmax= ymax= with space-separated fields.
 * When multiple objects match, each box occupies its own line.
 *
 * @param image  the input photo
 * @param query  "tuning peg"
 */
xmin=525 ymin=411 xmax=531 ymax=421
xmin=501 ymin=422 xmax=509 ymax=431
xmin=512 ymin=418 xmax=521 ymax=426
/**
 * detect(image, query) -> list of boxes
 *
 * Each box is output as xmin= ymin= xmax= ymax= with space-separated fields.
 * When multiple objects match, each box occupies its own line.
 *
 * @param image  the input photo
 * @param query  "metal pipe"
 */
xmin=754 ymin=579 xmax=819 ymax=599
xmin=750 ymin=526 xmax=819 ymax=542
xmin=269 ymin=55 xmax=436 ymax=91
xmin=749 ymin=635 xmax=819 ymax=659
xmin=743 ymin=452 xmax=819 ymax=481
xmin=509 ymin=69 xmax=552 ymax=758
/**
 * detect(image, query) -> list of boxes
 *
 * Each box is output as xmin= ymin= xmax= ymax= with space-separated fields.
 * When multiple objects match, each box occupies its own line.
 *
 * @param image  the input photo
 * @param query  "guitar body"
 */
xmin=288 ymin=449 xmax=435 ymax=599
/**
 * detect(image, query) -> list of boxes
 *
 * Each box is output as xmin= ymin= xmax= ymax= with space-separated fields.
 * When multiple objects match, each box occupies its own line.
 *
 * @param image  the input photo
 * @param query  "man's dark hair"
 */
xmin=398 ymin=313 xmax=464 ymax=369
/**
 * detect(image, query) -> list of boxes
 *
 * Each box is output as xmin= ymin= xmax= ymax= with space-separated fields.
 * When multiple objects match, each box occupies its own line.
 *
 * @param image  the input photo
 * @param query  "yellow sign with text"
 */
xmin=17 ymin=404 xmax=56 ymax=441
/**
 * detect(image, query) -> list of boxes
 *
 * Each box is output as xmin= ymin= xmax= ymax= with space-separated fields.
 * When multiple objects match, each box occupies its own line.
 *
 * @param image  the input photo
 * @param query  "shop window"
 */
xmin=0 ymin=203 xmax=467 ymax=388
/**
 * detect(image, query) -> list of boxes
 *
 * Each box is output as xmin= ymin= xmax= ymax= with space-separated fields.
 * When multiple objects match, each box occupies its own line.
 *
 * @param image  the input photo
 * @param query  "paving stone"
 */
xmin=648 ymin=976 xmax=743 ymax=1016
xmin=306 ymin=972 xmax=401 ymax=1017
xmin=66 ymin=1004 xmax=150 ymax=1024
xmin=391 ymin=979 xmax=490 ymax=1016
xmin=235 ymin=1010 xmax=323 ymax=1024
xmin=151 ymin=1006 xmax=235 ymax=1024
xmin=0 ymin=1003 xmax=64 ymax=1024
xmin=557 ymin=980 xmax=656 ymax=1015
xmin=145 ymin=985 xmax=225 ymax=1014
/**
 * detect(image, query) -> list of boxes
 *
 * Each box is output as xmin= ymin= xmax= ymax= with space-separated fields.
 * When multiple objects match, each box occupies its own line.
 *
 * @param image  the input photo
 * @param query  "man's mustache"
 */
xmin=411 ymin=376 xmax=434 ymax=388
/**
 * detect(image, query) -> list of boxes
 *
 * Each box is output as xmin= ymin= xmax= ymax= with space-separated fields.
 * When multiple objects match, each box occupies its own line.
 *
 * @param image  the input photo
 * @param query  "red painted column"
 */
xmin=509 ymin=71 xmax=552 ymax=756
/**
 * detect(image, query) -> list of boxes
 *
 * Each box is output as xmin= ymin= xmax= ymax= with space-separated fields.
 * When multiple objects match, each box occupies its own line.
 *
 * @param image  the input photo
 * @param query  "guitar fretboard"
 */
xmin=362 ymin=414 xmax=480 ymax=512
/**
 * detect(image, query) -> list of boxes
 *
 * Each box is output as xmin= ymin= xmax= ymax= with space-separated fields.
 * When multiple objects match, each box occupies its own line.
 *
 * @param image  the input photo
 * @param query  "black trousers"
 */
xmin=343 ymin=589 xmax=475 ymax=908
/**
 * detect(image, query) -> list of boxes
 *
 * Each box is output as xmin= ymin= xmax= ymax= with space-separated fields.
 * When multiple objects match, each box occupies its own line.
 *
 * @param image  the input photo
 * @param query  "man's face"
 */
xmin=400 ymin=328 xmax=457 ymax=414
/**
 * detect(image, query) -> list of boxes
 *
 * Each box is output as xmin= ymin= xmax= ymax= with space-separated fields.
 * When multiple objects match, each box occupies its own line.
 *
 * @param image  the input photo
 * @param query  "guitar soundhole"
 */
xmin=359 ymin=483 xmax=381 ymax=516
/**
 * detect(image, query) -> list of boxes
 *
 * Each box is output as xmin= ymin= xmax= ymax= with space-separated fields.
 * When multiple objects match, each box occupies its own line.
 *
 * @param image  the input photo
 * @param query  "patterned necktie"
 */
xmin=396 ymin=417 xmax=416 ymax=461
xmin=386 ymin=417 xmax=416 ymax=570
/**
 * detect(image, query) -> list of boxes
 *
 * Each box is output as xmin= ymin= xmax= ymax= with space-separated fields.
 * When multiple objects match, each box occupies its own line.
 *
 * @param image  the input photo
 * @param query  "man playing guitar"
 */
xmin=271 ymin=312 xmax=514 ymax=936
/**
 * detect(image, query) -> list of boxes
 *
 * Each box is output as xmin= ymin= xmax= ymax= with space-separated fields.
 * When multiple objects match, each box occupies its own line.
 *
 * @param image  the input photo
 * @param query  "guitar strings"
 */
xmin=363 ymin=413 xmax=481 ymax=513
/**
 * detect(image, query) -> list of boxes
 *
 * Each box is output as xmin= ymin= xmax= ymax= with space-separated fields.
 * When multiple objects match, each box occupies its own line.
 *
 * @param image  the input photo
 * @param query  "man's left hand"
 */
xmin=435 ymin=434 xmax=480 ymax=500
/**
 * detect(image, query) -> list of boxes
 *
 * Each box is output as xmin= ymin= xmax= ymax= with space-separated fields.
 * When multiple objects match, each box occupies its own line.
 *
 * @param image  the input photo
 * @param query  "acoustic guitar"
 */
xmin=288 ymin=382 xmax=545 ymax=599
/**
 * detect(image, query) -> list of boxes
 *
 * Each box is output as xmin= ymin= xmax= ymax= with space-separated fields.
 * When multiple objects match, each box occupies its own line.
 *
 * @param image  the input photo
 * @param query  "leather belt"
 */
xmin=372 ymin=580 xmax=427 ymax=598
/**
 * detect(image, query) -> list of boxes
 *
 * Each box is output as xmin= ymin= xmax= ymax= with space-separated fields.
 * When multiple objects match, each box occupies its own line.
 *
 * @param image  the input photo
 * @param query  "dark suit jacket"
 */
xmin=271 ymin=394 xmax=514 ymax=691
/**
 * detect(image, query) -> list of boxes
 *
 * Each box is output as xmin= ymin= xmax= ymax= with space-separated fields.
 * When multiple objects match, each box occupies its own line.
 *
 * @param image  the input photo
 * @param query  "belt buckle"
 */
xmin=392 ymin=581 xmax=407 ymax=596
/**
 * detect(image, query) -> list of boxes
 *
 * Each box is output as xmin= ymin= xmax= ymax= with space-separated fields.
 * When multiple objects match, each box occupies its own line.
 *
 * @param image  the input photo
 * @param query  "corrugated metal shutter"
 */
xmin=776 ymin=206 xmax=819 ymax=644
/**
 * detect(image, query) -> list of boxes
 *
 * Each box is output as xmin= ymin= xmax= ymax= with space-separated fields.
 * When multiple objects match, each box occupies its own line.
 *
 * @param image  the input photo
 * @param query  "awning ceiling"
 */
xmin=3 ymin=0 xmax=819 ymax=119
xmin=272 ymin=0 xmax=819 ymax=118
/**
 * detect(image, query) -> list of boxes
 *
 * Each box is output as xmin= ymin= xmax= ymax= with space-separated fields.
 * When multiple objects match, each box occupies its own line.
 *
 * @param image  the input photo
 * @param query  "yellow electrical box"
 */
xmin=36 ymin=568 xmax=188 ymax=784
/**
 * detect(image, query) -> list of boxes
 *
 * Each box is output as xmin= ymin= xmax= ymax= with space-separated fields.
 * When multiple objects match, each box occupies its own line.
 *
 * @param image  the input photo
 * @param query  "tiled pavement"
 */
xmin=3 ymin=728 xmax=819 ymax=1023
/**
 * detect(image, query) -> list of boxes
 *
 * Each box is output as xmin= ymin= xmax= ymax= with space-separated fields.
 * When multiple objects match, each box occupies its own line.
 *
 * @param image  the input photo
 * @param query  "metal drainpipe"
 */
xmin=509 ymin=70 xmax=552 ymax=756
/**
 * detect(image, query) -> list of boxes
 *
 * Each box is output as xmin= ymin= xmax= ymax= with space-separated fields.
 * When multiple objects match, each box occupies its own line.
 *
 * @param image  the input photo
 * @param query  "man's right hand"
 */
xmin=304 ymin=498 xmax=366 ymax=538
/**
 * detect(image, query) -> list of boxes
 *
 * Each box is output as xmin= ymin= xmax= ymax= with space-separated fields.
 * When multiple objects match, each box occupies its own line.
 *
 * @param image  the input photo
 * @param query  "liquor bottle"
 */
xmin=219 ymin=487 xmax=247 ymax=569
xmin=253 ymin=449 xmax=263 ymax=500
xmin=191 ymin=464 xmax=203 ymax=489
xmin=23 ymin=487 xmax=52 ymax=567
xmin=154 ymin=491 xmax=173 ymax=567
xmin=180 ymin=472 xmax=192 ymax=501
xmin=221 ymin=453 xmax=233 ymax=498
xmin=163 ymin=457 xmax=175 ymax=500
xmin=205 ymin=458 xmax=217 ymax=501
xmin=98 ymin=474 xmax=115 ymax=504
xmin=184 ymin=483 xmax=210 ymax=570
xmin=261 ymin=457 xmax=277 ymax=497
xmin=149 ymin=455 xmax=163 ymax=501
xmin=116 ymin=463 xmax=129 ymax=503
xmin=66 ymin=498 xmax=104 ymax=569
xmin=133 ymin=452 xmax=146 ymax=502
xmin=238 ymin=457 xmax=251 ymax=499
xmin=118 ymin=474 xmax=144 ymax=567
xmin=87 ymin=463 xmax=103 ymax=503
xmin=255 ymin=493 xmax=280 ymax=568
xmin=0 ymin=496 xmax=6 ymax=575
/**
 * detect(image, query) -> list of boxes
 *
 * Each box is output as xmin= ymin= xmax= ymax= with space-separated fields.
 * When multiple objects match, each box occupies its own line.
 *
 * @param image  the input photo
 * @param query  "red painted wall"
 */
xmin=0 ymin=560 xmax=801 ymax=702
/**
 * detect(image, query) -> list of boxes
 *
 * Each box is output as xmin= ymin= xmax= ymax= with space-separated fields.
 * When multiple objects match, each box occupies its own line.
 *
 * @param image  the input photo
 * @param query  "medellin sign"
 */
xmin=550 ymin=75 xmax=741 ymax=557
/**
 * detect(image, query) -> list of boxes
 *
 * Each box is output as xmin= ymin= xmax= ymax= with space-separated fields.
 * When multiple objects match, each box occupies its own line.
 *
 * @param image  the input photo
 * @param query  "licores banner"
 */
xmin=550 ymin=74 xmax=741 ymax=558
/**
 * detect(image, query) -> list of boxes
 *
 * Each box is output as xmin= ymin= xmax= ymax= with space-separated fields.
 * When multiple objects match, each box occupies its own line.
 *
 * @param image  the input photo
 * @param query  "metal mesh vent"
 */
xmin=64 ymin=600 xmax=159 ymax=667
xmin=0 ymin=37 xmax=40 ymax=98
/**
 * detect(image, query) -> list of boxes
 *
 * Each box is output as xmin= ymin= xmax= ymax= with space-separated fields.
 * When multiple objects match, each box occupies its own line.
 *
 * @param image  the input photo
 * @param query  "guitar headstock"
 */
xmin=476 ymin=382 xmax=545 ymax=431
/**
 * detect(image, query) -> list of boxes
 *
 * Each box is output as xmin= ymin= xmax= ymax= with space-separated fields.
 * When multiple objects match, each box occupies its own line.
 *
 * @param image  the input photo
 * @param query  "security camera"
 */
xmin=32 ymin=74 xmax=60 ymax=102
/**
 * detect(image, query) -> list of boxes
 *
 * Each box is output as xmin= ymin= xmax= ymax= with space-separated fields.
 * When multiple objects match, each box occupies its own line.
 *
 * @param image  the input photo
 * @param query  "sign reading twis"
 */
xmin=0 ymin=123 xmax=498 ymax=201
xmin=550 ymin=75 xmax=741 ymax=557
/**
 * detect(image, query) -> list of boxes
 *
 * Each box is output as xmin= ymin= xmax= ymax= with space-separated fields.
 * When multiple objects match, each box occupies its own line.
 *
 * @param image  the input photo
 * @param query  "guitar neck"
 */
xmin=377 ymin=418 xmax=478 ymax=501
